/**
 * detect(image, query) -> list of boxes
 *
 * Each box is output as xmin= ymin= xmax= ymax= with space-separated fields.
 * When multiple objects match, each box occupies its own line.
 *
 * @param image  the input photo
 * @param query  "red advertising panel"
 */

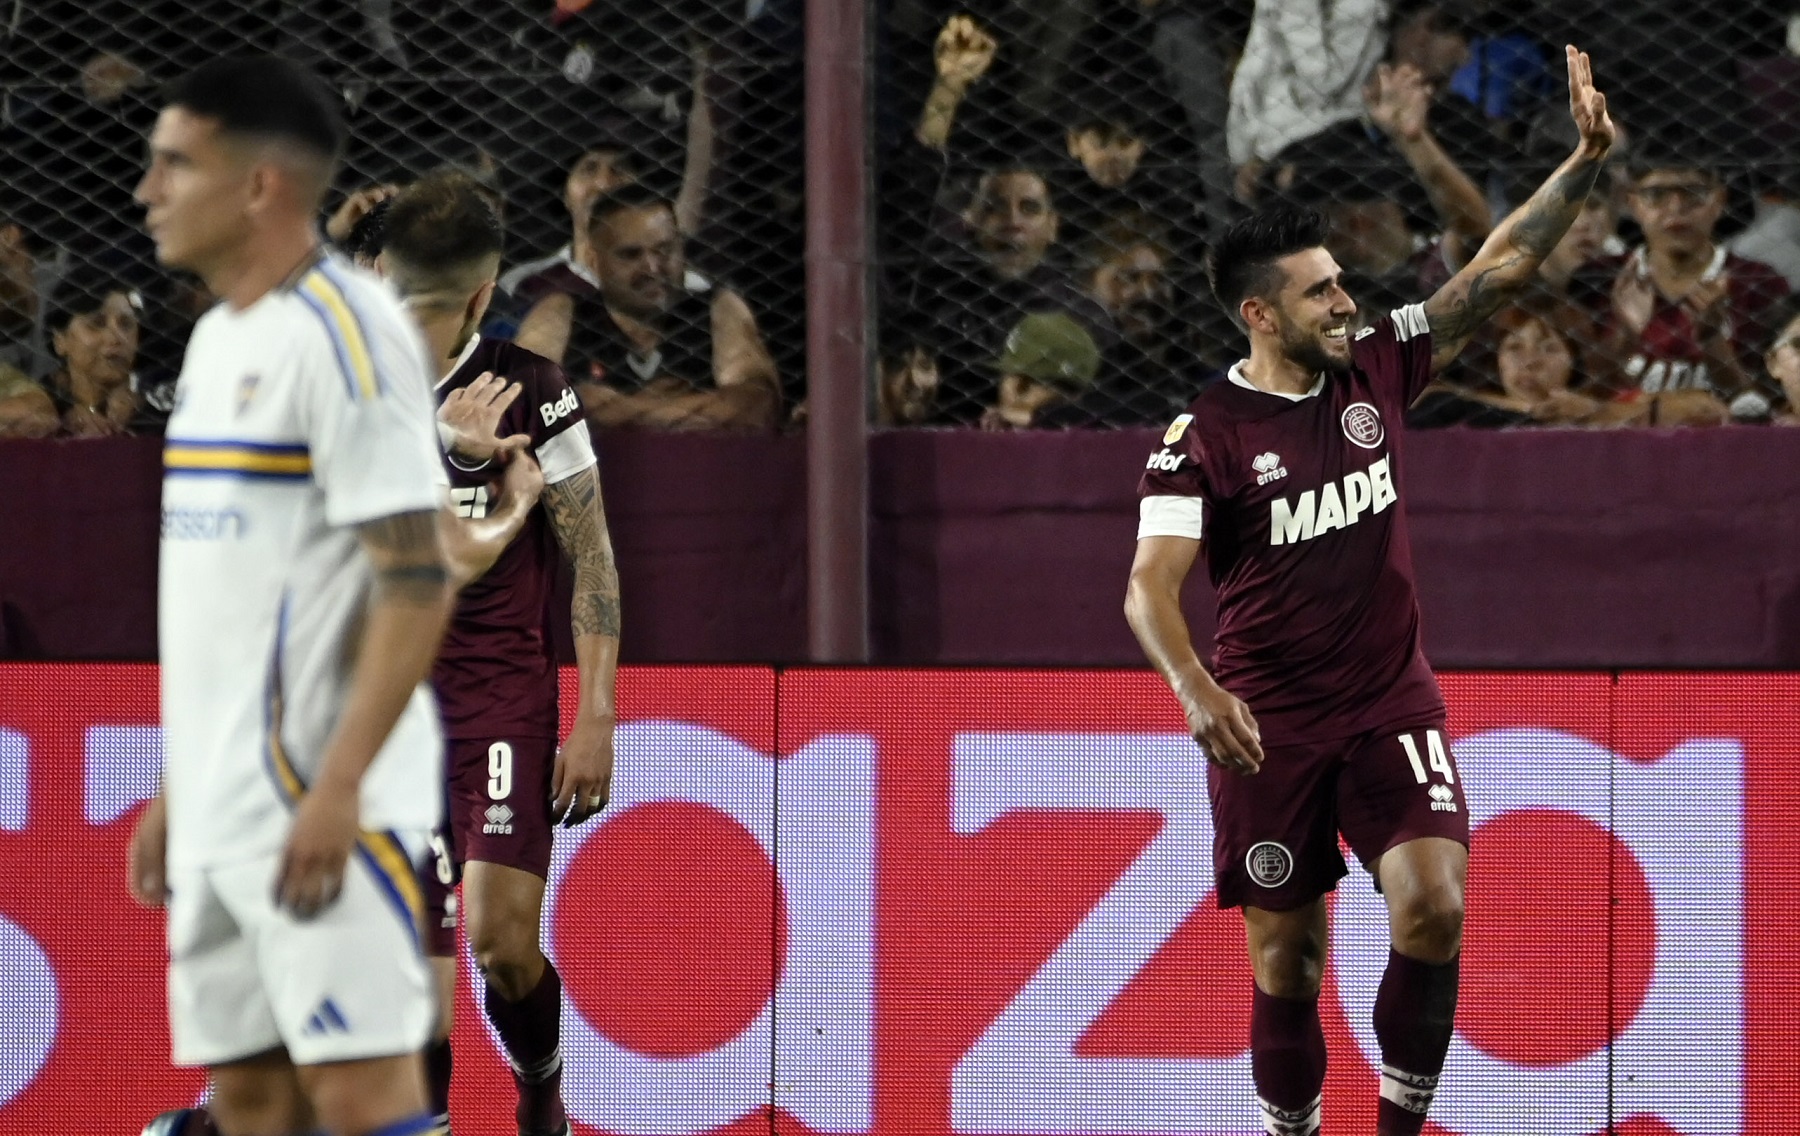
xmin=0 ymin=665 xmax=1791 ymax=1135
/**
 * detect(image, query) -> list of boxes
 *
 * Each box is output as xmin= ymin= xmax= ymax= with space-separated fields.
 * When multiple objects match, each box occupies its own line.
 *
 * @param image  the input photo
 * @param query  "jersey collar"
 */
xmin=1228 ymin=361 xmax=1325 ymax=401
xmin=437 ymin=333 xmax=482 ymax=389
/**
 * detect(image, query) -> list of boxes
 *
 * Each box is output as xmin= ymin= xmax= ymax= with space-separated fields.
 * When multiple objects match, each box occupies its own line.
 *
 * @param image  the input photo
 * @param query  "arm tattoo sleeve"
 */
xmin=359 ymin=509 xmax=450 ymax=605
xmin=1428 ymin=155 xmax=1604 ymax=369
xmin=542 ymin=465 xmax=623 ymax=639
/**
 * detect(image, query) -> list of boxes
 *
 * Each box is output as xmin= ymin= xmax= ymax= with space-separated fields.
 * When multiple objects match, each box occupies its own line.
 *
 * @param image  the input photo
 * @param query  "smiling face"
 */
xmin=1251 ymin=247 xmax=1358 ymax=373
xmin=52 ymin=291 xmax=140 ymax=388
xmin=588 ymin=202 xmax=683 ymax=320
xmin=1496 ymin=316 xmax=1575 ymax=401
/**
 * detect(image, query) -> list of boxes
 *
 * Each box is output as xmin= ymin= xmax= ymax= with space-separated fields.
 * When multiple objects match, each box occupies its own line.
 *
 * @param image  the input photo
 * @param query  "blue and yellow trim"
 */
xmin=165 ymin=439 xmax=311 ymax=481
xmin=296 ymin=266 xmax=382 ymax=401
xmin=357 ymin=830 xmax=425 ymax=953
xmin=262 ymin=592 xmax=305 ymax=804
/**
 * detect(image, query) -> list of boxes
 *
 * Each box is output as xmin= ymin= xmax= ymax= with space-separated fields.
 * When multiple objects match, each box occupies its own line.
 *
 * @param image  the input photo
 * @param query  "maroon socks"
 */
xmin=1251 ymin=986 xmax=1327 ymax=1136
xmin=1372 ymin=949 xmax=1460 ymax=1136
xmin=484 ymin=963 xmax=567 ymax=1135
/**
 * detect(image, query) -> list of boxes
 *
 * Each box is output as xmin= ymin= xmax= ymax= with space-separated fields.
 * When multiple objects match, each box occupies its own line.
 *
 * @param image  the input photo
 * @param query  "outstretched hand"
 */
xmin=1367 ymin=62 xmax=1431 ymax=144
xmin=1566 ymin=46 xmax=1615 ymax=159
xmin=934 ymin=15 xmax=997 ymax=90
xmin=439 ymin=371 xmax=532 ymax=465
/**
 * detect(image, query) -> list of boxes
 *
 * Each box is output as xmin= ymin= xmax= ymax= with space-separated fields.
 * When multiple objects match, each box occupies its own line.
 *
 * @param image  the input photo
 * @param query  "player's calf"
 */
xmin=1373 ymin=839 xmax=1467 ymax=1136
xmin=295 ymin=1053 xmax=430 ymax=1136
xmin=208 ymin=1052 xmax=313 ymax=1136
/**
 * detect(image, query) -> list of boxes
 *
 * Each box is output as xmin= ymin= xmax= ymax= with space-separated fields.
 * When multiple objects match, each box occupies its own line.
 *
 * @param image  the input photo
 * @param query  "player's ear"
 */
xmin=1240 ymin=295 xmax=1276 ymax=336
xmin=468 ymin=279 xmax=497 ymax=327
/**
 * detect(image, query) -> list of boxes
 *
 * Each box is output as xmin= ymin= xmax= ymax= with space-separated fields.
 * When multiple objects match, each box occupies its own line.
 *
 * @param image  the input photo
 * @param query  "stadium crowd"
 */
xmin=4 ymin=0 xmax=1800 ymax=436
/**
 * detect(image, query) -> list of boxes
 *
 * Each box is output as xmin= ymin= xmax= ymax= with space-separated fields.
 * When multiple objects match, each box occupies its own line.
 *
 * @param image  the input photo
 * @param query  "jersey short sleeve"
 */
xmin=1353 ymin=303 xmax=1435 ymax=407
xmin=1136 ymin=411 xmax=1212 ymax=541
xmin=513 ymin=348 xmax=596 ymax=485
xmin=296 ymin=266 xmax=444 ymax=527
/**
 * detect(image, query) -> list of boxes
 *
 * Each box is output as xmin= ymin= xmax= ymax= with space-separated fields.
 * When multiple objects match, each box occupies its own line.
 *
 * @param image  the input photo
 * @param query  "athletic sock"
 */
xmin=1251 ymin=986 xmax=1327 ymax=1136
xmin=423 ymin=1035 xmax=453 ymax=1133
xmin=1372 ymin=949 xmax=1461 ymax=1136
xmin=484 ymin=962 xmax=566 ymax=1135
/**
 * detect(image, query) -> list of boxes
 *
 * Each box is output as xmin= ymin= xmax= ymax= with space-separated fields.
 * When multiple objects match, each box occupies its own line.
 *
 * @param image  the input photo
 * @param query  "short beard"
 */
xmin=1279 ymin=322 xmax=1352 ymax=376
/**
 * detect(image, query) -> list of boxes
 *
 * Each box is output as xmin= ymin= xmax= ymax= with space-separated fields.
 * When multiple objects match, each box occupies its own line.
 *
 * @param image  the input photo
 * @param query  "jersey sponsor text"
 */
xmin=1268 ymin=456 xmax=1398 ymax=546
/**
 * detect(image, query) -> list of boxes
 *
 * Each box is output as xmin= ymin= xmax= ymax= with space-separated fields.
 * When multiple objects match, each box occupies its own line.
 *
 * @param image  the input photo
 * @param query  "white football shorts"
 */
xmin=166 ymin=830 xmax=434 ymax=1067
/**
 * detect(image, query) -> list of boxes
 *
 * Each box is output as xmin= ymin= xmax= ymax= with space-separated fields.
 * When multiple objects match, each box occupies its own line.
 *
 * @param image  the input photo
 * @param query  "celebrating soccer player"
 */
xmin=378 ymin=172 xmax=621 ymax=1136
xmin=1125 ymin=47 xmax=1614 ymax=1136
xmin=128 ymin=58 xmax=455 ymax=1136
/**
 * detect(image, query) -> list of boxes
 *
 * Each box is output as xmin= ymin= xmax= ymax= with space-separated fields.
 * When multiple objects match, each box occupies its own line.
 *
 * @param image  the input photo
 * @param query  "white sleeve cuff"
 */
xmin=1137 ymin=495 xmax=1205 ymax=541
xmin=537 ymin=423 xmax=598 ymax=485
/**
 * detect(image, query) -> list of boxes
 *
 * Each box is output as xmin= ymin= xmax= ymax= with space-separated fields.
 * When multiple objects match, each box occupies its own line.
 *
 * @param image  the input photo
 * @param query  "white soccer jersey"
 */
xmin=160 ymin=256 xmax=445 ymax=875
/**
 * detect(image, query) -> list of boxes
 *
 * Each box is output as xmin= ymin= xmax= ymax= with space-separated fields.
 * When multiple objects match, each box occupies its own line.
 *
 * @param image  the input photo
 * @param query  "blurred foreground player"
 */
xmin=379 ymin=172 xmax=622 ymax=1136
xmin=127 ymin=58 xmax=453 ymax=1136
xmin=1125 ymin=48 xmax=1615 ymax=1136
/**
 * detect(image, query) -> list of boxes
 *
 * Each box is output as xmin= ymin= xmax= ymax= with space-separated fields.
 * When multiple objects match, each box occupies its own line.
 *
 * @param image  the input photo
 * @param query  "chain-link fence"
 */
xmin=9 ymin=1 xmax=1800 ymax=437
xmin=0 ymin=0 xmax=804 ymax=435
xmin=874 ymin=0 xmax=1800 ymax=429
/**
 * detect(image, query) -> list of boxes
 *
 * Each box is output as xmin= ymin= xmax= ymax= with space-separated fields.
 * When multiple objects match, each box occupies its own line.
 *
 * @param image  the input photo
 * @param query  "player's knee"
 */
xmin=1394 ymin=884 xmax=1464 ymax=962
xmin=301 ymin=1057 xmax=424 ymax=1136
xmin=469 ymin=922 xmax=541 ymax=997
xmin=209 ymin=1075 xmax=307 ymax=1136
xmin=1251 ymin=934 xmax=1326 ymax=997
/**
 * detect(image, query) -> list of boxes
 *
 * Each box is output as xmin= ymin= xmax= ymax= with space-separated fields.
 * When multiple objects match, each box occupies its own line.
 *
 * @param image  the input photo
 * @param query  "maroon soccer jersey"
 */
xmin=1137 ymin=304 xmax=1445 ymax=744
xmin=433 ymin=335 xmax=593 ymax=740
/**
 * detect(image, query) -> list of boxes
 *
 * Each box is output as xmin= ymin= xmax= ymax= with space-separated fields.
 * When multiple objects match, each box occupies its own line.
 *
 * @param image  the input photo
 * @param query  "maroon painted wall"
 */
xmin=4 ymin=428 xmax=1798 ymax=667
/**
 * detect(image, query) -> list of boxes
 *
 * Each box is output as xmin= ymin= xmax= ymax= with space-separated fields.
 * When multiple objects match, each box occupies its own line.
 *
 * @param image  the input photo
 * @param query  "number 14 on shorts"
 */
xmin=1398 ymin=729 xmax=1455 ymax=785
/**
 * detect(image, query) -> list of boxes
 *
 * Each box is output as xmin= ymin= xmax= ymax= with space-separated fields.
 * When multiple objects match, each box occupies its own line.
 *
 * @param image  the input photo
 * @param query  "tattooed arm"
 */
xmin=1424 ymin=46 xmax=1616 ymax=373
xmin=542 ymin=464 xmax=622 ymax=826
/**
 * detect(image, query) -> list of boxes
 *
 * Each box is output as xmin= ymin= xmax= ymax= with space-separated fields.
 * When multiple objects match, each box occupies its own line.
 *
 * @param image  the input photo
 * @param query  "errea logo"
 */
xmin=483 ymin=803 xmax=514 ymax=835
xmin=1252 ymin=452 xmax=1287 ymax=486
xmin=1428 ymin=783 xmax=1458 ymax=812
xmin=540 ymin=388 xmax=580 ymax=427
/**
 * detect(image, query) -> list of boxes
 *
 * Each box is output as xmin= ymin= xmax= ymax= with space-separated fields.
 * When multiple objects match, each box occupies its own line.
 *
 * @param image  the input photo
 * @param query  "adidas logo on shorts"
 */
xmin=483 ymin=803 xmax=515 ymax=834
xmin=1428 ymin=783 xmax=1458 ymax=813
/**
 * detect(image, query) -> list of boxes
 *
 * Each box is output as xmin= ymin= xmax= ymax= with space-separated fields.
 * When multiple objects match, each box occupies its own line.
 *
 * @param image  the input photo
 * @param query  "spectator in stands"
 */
xmin=876 ymin=314 xmax=942 ymax=428
xmin=925 ymin=159 xmax=1114 ymax=422
xmin=0 ymin=361 xmax=57 ymax=438
xmin=1056 ymin=93 xmax=1190 ymax=256
xmin=979 ymin=312 xmax=1102 ymax=430
xmin=1076 ymin=216 xmax=1217 ymax=423
xmin=1271 ymin=56 xmax=1491 ymax=304
xmin=1730 ymin=164 xmax=1800 ymax=292
xmin=1411 ymin=304 xmax=1728 ymax=428
xmin=1603 ymin=153 xmax=1790 ymax=418
xmin=40 ymin=268 xmax=171 ymax=437
xmin=514 ymin=184 xmax=779 ymax=431
xmin=497 ymin=58 xmax=715 ymax=315
xmin=1762 ymin=308 xmax=1800 ymax=425
xmin=1226 ymin=0 xmax=1388 ymax=190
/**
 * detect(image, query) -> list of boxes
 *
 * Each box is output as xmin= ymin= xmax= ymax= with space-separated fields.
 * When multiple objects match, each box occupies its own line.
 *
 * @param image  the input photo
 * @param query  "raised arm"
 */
xmin=1367 ymin=63 xmax=1491 ymax=259
xmin=540 ymin=464 xmax=622 ymax=825
xmin=1424 ymin=46 xmax=1616 ymax=372
xmin=915 ymin=15 xmax=996 ymax=151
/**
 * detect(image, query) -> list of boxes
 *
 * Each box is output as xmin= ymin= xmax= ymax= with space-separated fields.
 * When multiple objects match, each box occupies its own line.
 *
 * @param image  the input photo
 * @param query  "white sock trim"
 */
xmin=1380 ymin=1063 xmax=1440 ymax=1115
xmin=511 ymin=1046 xmax=563 ymax=1083
xmin=1257 ymin=1093 xmax=1322 ymax=1136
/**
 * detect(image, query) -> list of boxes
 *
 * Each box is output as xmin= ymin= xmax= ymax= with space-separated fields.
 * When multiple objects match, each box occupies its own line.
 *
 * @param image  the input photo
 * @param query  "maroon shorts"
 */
xmin=1210 ymin=720 xmax=1469 ymax=911
xmin=419 ymin=735 xmax=559 ymax=957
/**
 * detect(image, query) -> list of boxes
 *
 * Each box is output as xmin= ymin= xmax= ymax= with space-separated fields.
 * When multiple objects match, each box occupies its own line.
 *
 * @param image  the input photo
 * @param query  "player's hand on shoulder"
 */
xmin=127 ymin=793 xmax=169 ymax=907
xmin=1183 ymin=681 xmax=1264 ymax=775
xmin=440 ymin=371 xmax=532 ymax=465
xmin=275 ymin=781 xmax=359 ymax=920
xmin=551 ymin=716 xmax=616 ymax=828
